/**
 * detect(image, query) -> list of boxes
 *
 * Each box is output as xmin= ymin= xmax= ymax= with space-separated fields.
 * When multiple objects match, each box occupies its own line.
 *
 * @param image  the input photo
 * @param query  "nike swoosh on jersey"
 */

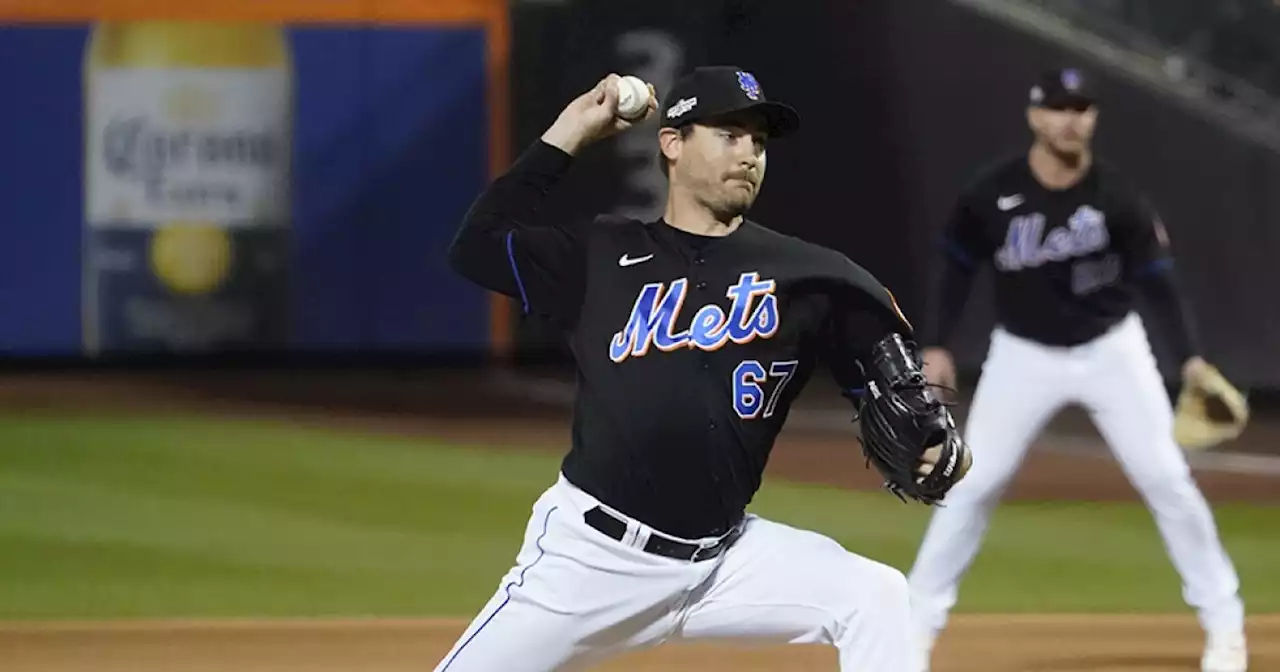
xmin=618 ymin=254 xmax=654 ymax=267
xmin=997 ymin=195 xmax=1024 ymax=211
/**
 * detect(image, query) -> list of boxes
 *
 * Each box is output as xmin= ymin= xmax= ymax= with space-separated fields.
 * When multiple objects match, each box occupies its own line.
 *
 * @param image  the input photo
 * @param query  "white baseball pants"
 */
xmin=434 ymin=473 xmax=914 ymax=671
xmin=907 ymin=313 xmax=1244 ymax=639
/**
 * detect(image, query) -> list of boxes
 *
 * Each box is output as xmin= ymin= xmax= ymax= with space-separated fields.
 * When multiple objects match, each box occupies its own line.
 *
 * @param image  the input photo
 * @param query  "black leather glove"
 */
xmin=851 ymin=333 xmax=970 ymax=505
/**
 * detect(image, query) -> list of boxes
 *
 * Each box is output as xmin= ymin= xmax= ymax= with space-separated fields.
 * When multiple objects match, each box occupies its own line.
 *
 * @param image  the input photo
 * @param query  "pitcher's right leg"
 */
xmin=432 ymin=503 xmax=607 ymax=671
xmin=433 ymin=478 xmax=697 ymax=671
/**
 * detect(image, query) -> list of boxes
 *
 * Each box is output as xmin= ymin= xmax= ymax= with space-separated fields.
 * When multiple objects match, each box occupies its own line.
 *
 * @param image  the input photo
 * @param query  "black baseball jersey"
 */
xmin=930 ymin=154 xmax=1196 ymax=354
xmin=449 ymin=140 xmax=912 ymax=539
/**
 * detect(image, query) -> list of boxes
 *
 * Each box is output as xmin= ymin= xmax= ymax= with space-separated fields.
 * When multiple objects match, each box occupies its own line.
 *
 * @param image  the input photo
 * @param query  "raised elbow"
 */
xmin=445 ymin=220 xmax=509 ymax=292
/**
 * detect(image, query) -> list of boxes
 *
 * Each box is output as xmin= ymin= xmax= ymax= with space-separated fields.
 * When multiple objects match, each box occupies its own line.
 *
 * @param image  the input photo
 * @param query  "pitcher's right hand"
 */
xmin=541 ymin=74 xmax=658 ymax=156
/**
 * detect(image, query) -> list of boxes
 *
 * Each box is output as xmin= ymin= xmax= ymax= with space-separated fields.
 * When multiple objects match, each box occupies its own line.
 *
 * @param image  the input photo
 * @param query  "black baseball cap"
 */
xmin=659 ymin=66 xmax=801 ymax=138
xmin=1029 ymin=67 xmax=1098 ymax=110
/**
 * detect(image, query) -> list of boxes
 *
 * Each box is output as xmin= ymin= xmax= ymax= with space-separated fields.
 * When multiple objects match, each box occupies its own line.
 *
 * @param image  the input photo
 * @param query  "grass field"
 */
xmin=1 ymin=414 xmax=1277 ymax=621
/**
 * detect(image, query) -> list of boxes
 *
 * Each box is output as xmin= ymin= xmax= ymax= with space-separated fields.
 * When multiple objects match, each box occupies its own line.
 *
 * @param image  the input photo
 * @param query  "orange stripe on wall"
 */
xmin=482 ymin=1 xmax=514 ymax=361
xmin=0 ymin=0 xmax=503 ymax=23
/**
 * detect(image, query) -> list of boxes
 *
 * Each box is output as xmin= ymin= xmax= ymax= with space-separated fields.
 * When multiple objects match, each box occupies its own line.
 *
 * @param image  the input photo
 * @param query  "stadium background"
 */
xmin=0 ymin=0 xmax=1277 ymax=670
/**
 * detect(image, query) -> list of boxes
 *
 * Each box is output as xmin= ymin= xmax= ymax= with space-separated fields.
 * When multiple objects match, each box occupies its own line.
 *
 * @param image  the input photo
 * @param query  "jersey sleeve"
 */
xmin=448 ymin=140 xmax=588 ymax=323
xmin=1113 ymin=192 xmax=1201 ymax=362
xmin=939 ymin=187 xmax=994 ymax=270
xmin=819 ymin=256 xmax=917 ymax=396
xmin=917 ymin=185 xmax=989 ymax=347
xmin=1114 ymin=192 xmax=1174 ymax=278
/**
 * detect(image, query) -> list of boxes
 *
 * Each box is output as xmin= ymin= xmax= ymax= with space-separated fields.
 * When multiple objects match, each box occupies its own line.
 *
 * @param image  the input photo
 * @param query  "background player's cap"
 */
xmin=1028 ymin=67 xmax=1097 ymax=110
xmin=659 ymin=65 xmax=801 ymax=138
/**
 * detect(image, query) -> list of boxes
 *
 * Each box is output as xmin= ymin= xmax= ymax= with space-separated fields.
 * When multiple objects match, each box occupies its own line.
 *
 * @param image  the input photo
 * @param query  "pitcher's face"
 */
xmin=663 ymin=114 xmax=769 ymax=219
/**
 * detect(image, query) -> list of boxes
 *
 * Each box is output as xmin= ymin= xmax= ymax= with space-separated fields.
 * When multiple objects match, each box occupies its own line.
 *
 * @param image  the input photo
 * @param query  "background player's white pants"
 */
xmin=433 ymin=473 xmax=913 ymax=671
xmin=908 ymin=313 xmax=1244 ymax=640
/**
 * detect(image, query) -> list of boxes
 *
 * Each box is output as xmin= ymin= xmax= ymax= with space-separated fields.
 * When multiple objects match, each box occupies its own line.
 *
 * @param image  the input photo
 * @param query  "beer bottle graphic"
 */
xmin=83 ymin=22 xmax=293 ymax=355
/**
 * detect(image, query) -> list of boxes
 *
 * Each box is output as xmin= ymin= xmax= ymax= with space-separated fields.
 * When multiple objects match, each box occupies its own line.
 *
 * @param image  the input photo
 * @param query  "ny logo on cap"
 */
xmin=1061 ymin=69 xmax=1082 ymax=91
xmin=737 ymin=71 xmax=762 ymax=101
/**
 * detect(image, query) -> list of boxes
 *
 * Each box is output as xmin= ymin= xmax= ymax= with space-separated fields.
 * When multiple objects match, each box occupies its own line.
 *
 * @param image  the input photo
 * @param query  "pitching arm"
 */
xmin=447 ymin=140 xmax=588 ymax=324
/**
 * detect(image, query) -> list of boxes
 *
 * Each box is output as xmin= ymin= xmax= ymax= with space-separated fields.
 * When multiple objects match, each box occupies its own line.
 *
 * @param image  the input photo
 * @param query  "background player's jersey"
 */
xmin=450 ymin=140 xmax=912 ymax=539
xmin=943 ymin=155 xmax=1173 ymax=346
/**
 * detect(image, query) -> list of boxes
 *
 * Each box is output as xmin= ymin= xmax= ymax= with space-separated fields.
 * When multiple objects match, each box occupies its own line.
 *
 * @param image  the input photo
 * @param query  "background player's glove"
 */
xmin=1174 ymin=360 xmax=1249 ymax=451
xmin=852 ymin=334 xmax=970 ymax=505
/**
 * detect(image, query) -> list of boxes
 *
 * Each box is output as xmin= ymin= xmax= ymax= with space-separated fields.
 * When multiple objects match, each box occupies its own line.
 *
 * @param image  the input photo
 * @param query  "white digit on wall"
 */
xmin=613 ymin=30 xmax=683 ymax=221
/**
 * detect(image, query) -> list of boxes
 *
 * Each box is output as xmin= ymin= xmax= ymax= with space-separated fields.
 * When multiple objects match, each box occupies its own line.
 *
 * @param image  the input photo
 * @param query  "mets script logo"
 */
xmin=609 ymin=272 xmax=779 ymax=363
xmin=994 ymin=205 xmax=1109 ymax=272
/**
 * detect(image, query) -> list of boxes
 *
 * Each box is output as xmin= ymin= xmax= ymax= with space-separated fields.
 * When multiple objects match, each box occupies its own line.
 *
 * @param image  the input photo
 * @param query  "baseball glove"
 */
xmin=1174 ymin=362 xmax=1249 ymax=451
xmin=850 ymin=334 xmax=970 ymax=505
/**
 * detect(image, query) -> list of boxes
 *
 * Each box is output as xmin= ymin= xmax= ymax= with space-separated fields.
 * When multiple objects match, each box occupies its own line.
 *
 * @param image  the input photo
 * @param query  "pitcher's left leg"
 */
xmin=674 ymin=516 xmax=916 ymax=672
xmin=1082 ymin=319 xmax=1245 ymax=670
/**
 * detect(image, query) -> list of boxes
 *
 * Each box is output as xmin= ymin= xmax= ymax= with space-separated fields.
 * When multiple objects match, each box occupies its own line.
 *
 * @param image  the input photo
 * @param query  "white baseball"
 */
xmin=614 ymin=75 xmax=651 ymax=120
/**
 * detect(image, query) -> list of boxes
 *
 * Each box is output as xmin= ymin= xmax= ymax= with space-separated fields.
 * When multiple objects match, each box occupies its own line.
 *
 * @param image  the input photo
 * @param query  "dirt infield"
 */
xmin=2 ymin=615 xmax=1277 ymax=671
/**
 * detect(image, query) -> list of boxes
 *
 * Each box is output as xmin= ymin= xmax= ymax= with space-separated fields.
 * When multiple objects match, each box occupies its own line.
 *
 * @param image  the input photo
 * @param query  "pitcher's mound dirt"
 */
xmin=1 ymin=615 xmax=1275 ymax=671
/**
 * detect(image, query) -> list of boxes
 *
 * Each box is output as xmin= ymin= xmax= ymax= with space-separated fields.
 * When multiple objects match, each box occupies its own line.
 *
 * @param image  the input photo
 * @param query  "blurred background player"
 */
xmin=905 ymin=67 xmax=1248 ymax=672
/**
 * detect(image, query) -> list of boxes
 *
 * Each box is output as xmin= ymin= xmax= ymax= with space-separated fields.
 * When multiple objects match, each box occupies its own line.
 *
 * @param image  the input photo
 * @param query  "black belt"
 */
xmin=583 ymin=506 xmax=743 ymax=563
